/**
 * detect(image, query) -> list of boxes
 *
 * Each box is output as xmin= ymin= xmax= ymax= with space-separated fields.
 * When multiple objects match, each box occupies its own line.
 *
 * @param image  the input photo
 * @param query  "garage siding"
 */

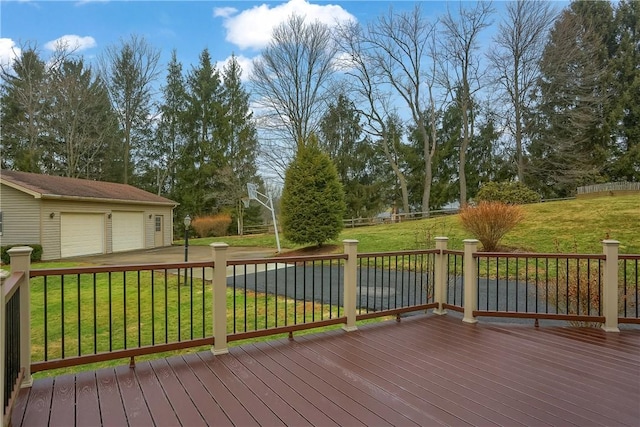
xmin=12 ymin=198 xmax=175 ymax=260
xmin=0 ymin=185 xmax=41 ymax=247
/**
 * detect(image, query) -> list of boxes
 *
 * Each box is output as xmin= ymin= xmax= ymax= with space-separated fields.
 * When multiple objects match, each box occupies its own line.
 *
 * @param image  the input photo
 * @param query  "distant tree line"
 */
xmin=1 ymin=0 xmax=638 ymax=235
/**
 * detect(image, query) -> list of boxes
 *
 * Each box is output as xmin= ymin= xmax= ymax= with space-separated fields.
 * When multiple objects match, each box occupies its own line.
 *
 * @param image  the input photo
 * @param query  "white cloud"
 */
xmin=44 ymin=35 xmax=97 ymax=52
xmin=216 ymin=0 xmax=356 ymax=51
xmin=0 ymin=38 xmax=21 ymax=69
xmin=217 ymin=54 xmax=255 ymax=82
xmin=213 ymin=7 xmax=237 ymax=18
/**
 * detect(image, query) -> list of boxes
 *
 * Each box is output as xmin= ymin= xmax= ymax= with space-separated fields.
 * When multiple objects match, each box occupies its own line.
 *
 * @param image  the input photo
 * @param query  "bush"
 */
xmin=281 ymin=135 xmax=346 ymax=246
xmin=1 ymin=244 xmax=43 ymax=265
xmin=459 ymin=202 xmax=524 ymax=251
xmin=191 ymin=214 xmax=232 ymax=238
xmin=476 ymin=181 xmax=540 ymax=205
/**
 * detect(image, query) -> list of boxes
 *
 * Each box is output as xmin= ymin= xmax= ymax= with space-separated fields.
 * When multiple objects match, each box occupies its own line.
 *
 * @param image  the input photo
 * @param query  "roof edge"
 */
xmin=0 ymin=179 xmax=42 ymax=198
xmin=40 ymin=194 xmax=178 ymax=207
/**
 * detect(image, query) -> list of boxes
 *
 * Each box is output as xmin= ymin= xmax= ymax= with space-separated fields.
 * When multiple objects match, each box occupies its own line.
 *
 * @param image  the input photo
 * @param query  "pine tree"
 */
xmin=0 ymin=48 xmax=52 ymax=173
xmin=100 ymin=34 xmax=160 ymax=184
xmin=319 ymin=94 xmax=386 ymax=218
xmin=281 ymin=135 xmax=346 ymax=246
xmin=149 ymin=49 xmax=187 ymax=196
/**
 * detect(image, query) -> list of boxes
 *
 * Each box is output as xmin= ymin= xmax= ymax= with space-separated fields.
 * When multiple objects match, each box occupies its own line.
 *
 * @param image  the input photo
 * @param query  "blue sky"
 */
xmin=1 ymin=0 xmax=456 ymax=78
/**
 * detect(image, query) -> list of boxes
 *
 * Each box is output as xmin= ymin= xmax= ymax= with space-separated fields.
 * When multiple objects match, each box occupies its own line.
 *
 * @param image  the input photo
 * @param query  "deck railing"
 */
xmin=28 ymin=262 xmax=215 ymax=372
xmin=472 ymin=253 xmax=605 ymax=324
xmin=355 ymin=250 xmax=438 ymax=320
xmin=1 ymin=247 xmax=32 ymax=427
xmin=1 ymin=238 xmax=638 ymax=388
xmin=620 ymin=255 xmax=640 ymax=321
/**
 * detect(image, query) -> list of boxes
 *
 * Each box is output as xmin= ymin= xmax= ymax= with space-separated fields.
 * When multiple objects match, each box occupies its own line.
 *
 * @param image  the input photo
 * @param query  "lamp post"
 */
xmin=183 ymin=215 xmax=191 ymax=262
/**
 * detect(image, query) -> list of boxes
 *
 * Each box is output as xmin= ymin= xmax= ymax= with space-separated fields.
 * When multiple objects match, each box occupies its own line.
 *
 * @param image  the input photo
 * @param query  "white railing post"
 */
xmin=602 ymin=240 xmax=620 ymax=333
xmin=343 ymin=239 xmax=359 ymax=332
xmin=433 ymin=237 xmax=448 ymax=315
xmin=9 ymin=246 xmax=33 ymax=388
xmin=463 ymin=239 xmax=479 ymax=324
xmin=210 ymin=243 xmax=229 ymax=355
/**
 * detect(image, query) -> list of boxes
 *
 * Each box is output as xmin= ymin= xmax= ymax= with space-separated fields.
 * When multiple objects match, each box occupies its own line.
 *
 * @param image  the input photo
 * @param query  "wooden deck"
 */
xmin=11 ymin=315 xmax=640 ymax=426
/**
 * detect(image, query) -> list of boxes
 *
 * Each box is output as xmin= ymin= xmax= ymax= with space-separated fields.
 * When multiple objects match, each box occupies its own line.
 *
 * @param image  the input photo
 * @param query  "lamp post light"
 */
xmin=183 ymin=215 xmax=191 ymax=262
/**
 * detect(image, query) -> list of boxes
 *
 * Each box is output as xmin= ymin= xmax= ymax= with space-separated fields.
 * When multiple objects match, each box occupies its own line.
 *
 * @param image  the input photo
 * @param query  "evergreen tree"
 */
xmin=146 ymin=50 xmax=188 ymax=195
xmin=281 ymin=135 xmax=346 ymax=246
xmin=48 ymin=58 xmax=120 ymax=179
xmin=0 ymin=48 xmax=52 ymax=173
xmin=219 ymin=54 xmax=262 ymax=234
xmin=319 ymin=94 xmax=386 ymax=218
xmin=100 ymin=34 xmax=160 ymax=184
xmin=176 ymin=48 xmax=224 ymax=218
xmin=529 ymin=2 xmax=614 ymax=196
xmin=607 ymin=0 xmax=640 ymax=181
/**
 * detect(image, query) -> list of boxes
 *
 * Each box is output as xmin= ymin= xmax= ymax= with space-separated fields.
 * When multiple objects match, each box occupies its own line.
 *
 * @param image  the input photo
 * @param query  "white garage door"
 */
xmin=112 ymin=211 xmax=144 ymax=252
xmin=61 ymin=213 xmax=105 ymax=258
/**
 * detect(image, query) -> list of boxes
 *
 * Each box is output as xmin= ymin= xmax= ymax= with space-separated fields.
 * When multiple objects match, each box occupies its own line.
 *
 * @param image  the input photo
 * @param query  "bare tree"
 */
xmin=365 ymin=5 xmax=446 ymax=216
xmin=487 ymin=0 xmax=556 ymax=182
xmin=100 ymin=34 xmax=160 ymax=184
xmin=440 ymin=1 xmax=494 ymax=207
xmin=335 ymin=20 xmax=411 ymax=215
xmin=251 ymin=14 xmax=339 ymax=177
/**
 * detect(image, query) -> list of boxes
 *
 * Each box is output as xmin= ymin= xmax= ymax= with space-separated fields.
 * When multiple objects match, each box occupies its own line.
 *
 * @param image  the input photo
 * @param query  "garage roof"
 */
xmin=1 ymin=170 xmax=177 ymax=206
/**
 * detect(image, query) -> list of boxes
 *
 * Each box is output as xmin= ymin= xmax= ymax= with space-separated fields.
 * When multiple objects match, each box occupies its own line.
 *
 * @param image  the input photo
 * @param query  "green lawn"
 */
xmin=188 ymin=194 xmax=640 ymax=254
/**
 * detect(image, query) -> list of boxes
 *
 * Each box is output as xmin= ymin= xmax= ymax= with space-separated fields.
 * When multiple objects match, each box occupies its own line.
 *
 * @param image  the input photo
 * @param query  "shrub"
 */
xmin=459 ymin=202 xmax=524 ymax=251
xmin=191 ymin=214 xmax=232 ymax=238
xmin=1 ymin=244 xmax=43 ymax=265
xmin=281 ymin=135 xmax=346 ymax=246
xmin=476 ymin=181 xmax=540 ymax=205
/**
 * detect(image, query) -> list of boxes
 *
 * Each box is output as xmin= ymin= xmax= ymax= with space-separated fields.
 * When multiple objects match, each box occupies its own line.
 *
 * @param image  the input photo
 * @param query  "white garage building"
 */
xmin=0 ymin=170 xmax=177 ymax=260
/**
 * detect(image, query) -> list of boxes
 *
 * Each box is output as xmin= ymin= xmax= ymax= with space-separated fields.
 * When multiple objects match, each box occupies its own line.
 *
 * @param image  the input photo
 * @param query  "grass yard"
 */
xmin=189 ymin=194 xmax=640 ymax=254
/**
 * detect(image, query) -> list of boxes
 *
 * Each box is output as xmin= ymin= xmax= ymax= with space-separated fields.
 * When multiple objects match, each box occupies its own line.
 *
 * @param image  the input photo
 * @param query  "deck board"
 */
xmin=235 ymin=345 xmax=340 ymax=427
xmin=74 ymin=371 xmax=101 ymax=427
xmin=95 ymin=368 xmax=128 ymax=427
xmin=164 ymin=356 xmax=234 ymax=426
xmin=13 ymin=314 xmax=640 ymax=426
xmin=49 ymin=374 xmax=75 ymax=427
xmin=132 ymin=362 xmax=180 ymax=426
xmin=114 ymin=364 xmax=153 ymax=427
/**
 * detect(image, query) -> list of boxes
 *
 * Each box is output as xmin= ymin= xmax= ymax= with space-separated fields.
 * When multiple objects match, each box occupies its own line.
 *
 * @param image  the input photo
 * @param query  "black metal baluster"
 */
xmin=294 ymin=263 xmax=297 ymax=324
xmin=164 ymin=269 xmax=168 ymax=343
xmin=275 ymin=262 xmax=279 ymax=327
xmin=505 ymin=258 xmax=509 ymax=312
xmin=93 ymin=274 xmax=97 ymax=354
xmin=123 ymin=272 xmax=128 ymax=349
xmin=178 ymin=268 xmax=181 ymax=341
xmin=265 ymin=263 xmax=269 ymax=329
xmin=76 ymin=274 xmax=81 ymax=356
xmin=544 ymin=259 xmax=549 ymax=314
xmin=254 ymin=263 xmax=258 ymax=329
xmin=190 ymin=271 xmax=194 ymax=340
xmin=61 ymin=275 xmax=65 ymax=358
xmin=202 ymin=267 xmax=206 ymax=337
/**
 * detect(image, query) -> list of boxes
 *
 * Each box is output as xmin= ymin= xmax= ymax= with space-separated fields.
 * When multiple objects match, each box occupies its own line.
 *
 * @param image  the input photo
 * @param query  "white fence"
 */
xmin=577 ymin=182 xmax=640 ymax=195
